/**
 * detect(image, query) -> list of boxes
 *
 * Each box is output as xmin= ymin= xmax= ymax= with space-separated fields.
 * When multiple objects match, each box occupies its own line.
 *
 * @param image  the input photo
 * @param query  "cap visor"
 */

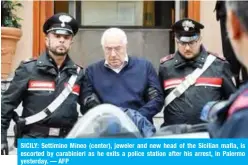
xmin=53 ymin=29 xmax=72 ymax=35
xmin=47 ymin=27 xmax=73 ymax=35
xmin=179 ymin=35 xmax=199 ymax=42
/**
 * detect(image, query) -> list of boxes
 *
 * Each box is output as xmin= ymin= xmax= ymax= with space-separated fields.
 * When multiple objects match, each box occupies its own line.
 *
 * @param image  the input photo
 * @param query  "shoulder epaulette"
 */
xmin=160 ymin=54 xmax=175 ymax=64
xmin=75 ymin=64 xmax=83 ymax=69
xmin=22 ymin=57 xmax=37 ymax=64
xmin=74 ymin=64 xmax=84 ymax=74
xmin=207 ymin=51 xmax=226 ymax=61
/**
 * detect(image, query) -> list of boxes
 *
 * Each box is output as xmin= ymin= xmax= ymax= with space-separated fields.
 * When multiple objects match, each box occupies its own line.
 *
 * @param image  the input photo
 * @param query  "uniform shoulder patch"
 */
xmin=207 ymin=51 xmax=226 ymax=61
xmin=160 ymin=54 xmax=175 ymax=64
xmin=228 ymin=90 xmax=248 ymax=118
xmin=22 ymin=57 xmax=37 ymax=64
xmin=73 ymin=64 xmax=84 ymax=74
xmin=75 ymin=64 xmax=83 ymax=69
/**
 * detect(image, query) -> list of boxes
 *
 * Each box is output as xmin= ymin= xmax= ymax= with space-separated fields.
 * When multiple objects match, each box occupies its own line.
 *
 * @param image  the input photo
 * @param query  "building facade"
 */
xmin=7 ymin=0 xmax=222 ymax=76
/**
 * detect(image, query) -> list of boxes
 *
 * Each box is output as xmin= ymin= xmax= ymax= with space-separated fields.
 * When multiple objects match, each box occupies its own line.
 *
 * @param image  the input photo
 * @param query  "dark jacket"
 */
xmin=83 ymin=56 xmax=164 ymax=123
xmin=158 ymin=46 xmax=236 ymax=126
xmin=215 ymin=0 xmax=248 ymax=86
xmin=215 ymin=0 xmax=226 ymax=21
xmin=1 ymin=53 xmax=85 ymax=138
xmin=208 ymin=82 xmax=248 ymax=138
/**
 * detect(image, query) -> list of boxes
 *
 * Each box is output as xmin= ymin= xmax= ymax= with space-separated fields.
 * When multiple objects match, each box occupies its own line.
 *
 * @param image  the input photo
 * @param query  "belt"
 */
xmin=26 ymin=124 xmax=72 ymax=137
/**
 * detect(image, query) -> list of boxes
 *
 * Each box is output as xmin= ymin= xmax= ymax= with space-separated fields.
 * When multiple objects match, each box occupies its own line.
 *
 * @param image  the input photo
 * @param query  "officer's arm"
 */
xmin=138 ymin=61 xmax=164 ymax=120
xmin=219 ymin=109 xmax=248 ymax=138
xmin=80 ymin=67 xmax=101 ymax=115
xmin=158 ymin=65 xmax=171 ymax=97
xmin=221 ymin=62 xmax=237 ymax=99
xmin=158 ymin=65 xmax=165 ymax=94
xmin=1 ymin=62 xmax=29 ymax=137
xmin=77 ymin=68 xmax=87 ymax=114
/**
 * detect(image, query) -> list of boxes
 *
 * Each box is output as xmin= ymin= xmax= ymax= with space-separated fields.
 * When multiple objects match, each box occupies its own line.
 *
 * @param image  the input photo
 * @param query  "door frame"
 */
xmin=188 ymin=0 xmax=200 ymax=21
xmin=33 ymin=1 xmax=54 ymax=58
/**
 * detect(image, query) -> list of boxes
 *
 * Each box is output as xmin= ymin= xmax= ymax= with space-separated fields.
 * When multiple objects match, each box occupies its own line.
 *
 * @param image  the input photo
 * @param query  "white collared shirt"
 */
xmin=104 ymin=55 xmax=129 ymax=73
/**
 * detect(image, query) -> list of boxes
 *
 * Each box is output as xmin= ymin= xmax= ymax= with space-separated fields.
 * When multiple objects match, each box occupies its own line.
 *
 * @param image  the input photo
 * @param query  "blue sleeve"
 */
xmin=138 ymin=61 xmax=164 ymax=121
xmin=219 ymin=109 xmax=248 ymax=138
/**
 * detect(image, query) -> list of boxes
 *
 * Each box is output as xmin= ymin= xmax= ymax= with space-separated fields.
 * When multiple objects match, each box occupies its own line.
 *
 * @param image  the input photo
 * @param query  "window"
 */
xmin=54 ymin=1 xmax=188 ymax=28
xmin=81 ymin=1 xmax=143 ymax=26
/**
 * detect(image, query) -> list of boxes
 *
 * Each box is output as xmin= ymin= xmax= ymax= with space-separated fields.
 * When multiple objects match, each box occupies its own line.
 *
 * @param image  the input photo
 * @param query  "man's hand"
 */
xmin=84 ymin=93 xmax=101 ymax=110
xmin=1 ymin=142 xmax=9 ymax=155
xmin=1 ymin=132 xmax=8 ymax=155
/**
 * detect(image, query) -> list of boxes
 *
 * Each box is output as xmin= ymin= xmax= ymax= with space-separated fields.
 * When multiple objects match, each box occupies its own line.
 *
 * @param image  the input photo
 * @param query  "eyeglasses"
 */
xmin=176 ymin=39 xmax=199 ymax=48
xmin=104 ymin=46 xmax=123 ymax=53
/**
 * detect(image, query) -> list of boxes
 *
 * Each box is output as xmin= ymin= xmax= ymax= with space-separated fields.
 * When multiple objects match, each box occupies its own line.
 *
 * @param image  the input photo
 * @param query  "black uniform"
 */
xmin=159 ymin=46 xmax=236 ymax=126
xmin=1 ymin=13 xmax=83 ymax=150
xmin=158 ymin=18 xmax=236 ymax=126
xmin=1 ymin=53 xmax=85 ymax=138
xmin=207 ymin=82 xmax=248 ymax=138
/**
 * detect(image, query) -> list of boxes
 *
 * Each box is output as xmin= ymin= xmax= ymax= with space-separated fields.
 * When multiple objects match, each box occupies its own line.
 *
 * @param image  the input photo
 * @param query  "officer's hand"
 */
xmin=85 ymin=94 xmax=101 ymax=110
xmin=1 ymin=133 xmax=9 ymax=155
xmin=1 ymin=142 xmax=9 ymax=155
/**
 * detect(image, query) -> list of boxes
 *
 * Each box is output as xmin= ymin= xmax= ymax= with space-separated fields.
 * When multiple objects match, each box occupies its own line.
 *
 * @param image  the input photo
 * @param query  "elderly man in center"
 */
xmin=81 ymin=28 xmax=164 ymax=137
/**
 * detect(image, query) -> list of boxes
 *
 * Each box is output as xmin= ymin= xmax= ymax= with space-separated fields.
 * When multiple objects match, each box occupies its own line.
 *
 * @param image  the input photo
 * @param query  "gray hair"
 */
xmin=101 ymin=28 xmax=128 ymax=46
xmin=226 ymin=1 xmax=248 ymax=32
